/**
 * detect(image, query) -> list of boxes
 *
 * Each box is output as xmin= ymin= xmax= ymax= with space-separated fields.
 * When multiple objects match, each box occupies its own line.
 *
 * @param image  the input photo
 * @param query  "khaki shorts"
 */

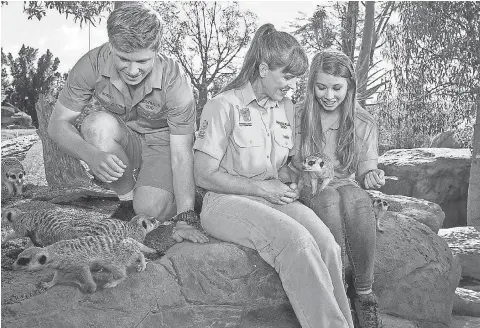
xmin=116 ymin=117 xmax=174 ymax=194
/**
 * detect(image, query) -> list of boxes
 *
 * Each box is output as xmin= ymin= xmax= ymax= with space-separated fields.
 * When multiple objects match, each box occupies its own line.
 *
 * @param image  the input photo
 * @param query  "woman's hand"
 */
xmin=256 ymin=179 xmax=299 ymax=205
xmin=364 ymin=169 xmax=385 ymax=189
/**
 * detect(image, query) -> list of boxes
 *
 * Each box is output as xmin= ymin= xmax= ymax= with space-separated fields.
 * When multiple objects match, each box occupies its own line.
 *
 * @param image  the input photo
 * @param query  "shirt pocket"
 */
xmin=94 ymin=94 xmax=126 ymax=115
xmin=136 ymin=102 xmax=166 ymax=122
xmin=231 ymin=128 xmax=266 ymax=178
xmin=273 ymin=124 xmax=293 ymax=164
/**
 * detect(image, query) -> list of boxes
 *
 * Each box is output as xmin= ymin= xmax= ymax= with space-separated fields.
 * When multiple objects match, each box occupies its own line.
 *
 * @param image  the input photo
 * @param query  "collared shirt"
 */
xmin=193 ymin=82 xmax=295 ymax=180
xmin=57 ymin=43 xmax=196 ymax=135
xmin=293 ymin=104 xmax=378 ymax=180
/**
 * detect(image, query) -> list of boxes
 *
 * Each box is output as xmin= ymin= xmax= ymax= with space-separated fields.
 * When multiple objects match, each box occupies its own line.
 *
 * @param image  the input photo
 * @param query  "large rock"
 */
xmin=453 ymin=288 xmax=480 ymax=317
xmin=367 ymin=190 xmax=445 ymax=233
xmin=439 ymin=226 xmax=480 ymax=280
xmin=2 ymin=241 xmax=295 ymax=328
xmin=371 ymin=211 xmax=461 ymax=327
xmin=379 ymin=148 xmax=471 ymax=228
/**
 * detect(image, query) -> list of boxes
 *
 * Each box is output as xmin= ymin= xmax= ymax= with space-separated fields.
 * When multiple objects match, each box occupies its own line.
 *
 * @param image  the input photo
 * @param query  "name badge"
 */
xmin=238 ymin=105 xmax=252 ymax=127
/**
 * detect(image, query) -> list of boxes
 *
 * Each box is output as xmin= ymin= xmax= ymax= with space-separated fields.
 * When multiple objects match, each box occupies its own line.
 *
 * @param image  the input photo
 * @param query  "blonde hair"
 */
xmin=299 ymin=49 xmax=359 ymax=174
xmin=107 ymin=3 xmax=163 ymax=52
xmin=222 ymin=24 xmax=308 ymax=92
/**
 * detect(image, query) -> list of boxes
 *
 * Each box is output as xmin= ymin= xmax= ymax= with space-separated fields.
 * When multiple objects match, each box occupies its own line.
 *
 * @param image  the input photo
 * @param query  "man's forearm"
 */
xmin=171 ymin=152 xmax=196 ymax=214
xmin=48 ymin=118 xmax=98 ymax=163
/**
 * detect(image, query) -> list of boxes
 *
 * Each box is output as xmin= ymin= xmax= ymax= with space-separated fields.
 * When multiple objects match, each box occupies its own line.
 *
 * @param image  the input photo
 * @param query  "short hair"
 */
xmin=222 ymin=23 xmax=308 ymax=93
xmin=107 ymin=2 xmax=163 ymax=52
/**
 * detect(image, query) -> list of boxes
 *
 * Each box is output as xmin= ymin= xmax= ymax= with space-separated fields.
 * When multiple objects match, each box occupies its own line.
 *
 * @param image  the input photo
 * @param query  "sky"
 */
xmin=1 ymin=1 xmax=322 ymax=74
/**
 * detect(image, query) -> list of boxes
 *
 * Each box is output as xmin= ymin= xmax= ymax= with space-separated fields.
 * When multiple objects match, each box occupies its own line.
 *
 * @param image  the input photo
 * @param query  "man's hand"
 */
xmin=364 ymin=169 xmax=385 ymax=189
xmin=86 ymin=150 xmax=126 ymax=183
xmin=172 ymin=221 xmax=209 ymax=243
xmin=256 ymin=179 xmax=298 ymax=205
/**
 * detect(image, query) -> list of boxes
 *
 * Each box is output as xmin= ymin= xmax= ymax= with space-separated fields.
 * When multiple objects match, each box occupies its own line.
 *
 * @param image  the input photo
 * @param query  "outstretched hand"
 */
xmin=87 ymin=150 xmax=126 ymax=183
xmin=172 ymin=221 xmax=209 ymax=243
xmin=364 ymin=169 xmax=385 ymax=189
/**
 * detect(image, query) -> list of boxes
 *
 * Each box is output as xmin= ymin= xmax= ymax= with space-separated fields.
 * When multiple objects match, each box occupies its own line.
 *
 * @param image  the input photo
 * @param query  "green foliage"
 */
xmin=4 ymin=46 xmax=65 ymax=128
xmin=387 ymin=1 xmax=480 ymax=103
xmin=154 ymin=1 xmax=257 ymax=112
xmin=1 ymin=1 xmax=113 ymax=27
xmin=1 ymin=48 xmax=10 ymax=93
xmin=370 ymin=100 xmax=475 ymax=153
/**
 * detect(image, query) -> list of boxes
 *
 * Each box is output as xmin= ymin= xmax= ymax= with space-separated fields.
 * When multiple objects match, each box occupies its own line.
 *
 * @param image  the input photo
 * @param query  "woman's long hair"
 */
xmin=299 ymin=49 xmax=359 ymax=174
xmin=221 ymin=24 xmax=308 ymax=93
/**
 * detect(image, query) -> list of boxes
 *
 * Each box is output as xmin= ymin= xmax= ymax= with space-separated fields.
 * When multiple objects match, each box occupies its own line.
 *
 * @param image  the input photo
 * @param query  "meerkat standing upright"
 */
xmin=12 ymin=235 xmax=158 ymax=292
xmin=372 ymin=198 xmax=389 ymax=232
xmin=1 ymin=157 xmax=25 ymax=196
xmin=298 ymin=152 xmax=335 ymax=195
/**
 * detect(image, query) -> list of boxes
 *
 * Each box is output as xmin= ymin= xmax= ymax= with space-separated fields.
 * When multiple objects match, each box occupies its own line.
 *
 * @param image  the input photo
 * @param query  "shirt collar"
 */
xmin=239 ymin=82 xmax=279 ymax=109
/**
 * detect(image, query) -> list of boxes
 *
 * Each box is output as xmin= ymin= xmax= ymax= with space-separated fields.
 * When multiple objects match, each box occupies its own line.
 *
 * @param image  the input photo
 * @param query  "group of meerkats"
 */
xmin=1 ymin=155 xmax=389 ymax=293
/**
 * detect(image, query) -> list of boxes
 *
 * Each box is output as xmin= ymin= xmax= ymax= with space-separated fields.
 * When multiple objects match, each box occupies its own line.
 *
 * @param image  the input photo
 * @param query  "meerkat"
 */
xmin=1 ymin=157 xmax=25 ymax=196
xmin=372 ymin=198 xmax=389 ymax=232
xmin=12 ymin=235 xmax=158 ymax=292
xmin=298 ymin=152 xmax=334 ymax=195
xmin=1 ymin=207 xmax=159 ymax=247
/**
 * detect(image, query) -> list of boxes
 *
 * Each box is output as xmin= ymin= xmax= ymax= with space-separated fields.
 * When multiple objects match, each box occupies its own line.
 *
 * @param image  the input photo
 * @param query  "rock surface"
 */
xmin=439 ymin=226 xmax=480 ymax=280
xmin=371 ymin=211 xmax=461 ymax=327
xmin=379 ymin=148 xmax=471 ymax=228
xmin=453 ymin=288 xmax=480 ymax=317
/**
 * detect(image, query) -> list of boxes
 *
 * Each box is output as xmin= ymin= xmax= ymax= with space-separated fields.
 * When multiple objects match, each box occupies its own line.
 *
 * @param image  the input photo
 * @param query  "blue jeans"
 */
xmin=200 ymin=191 xmax=354 ymax=328
xmin=301 ymin=180 xmax=377 ymax=293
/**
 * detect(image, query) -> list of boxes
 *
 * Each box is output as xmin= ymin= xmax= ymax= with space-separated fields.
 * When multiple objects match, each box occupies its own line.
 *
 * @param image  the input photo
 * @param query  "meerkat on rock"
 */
xmin=1 ymin=157 xmax=26 ymax=196
xmin=12 ymin=235 xmax=158 ymax=292
xmin=1 ymin=208 xmax=159 ymax=247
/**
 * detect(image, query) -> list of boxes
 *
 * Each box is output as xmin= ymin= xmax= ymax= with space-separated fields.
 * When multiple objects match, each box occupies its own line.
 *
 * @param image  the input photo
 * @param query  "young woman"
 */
xmin=292 ymin=49 xmax=386 ymax=328
xmin=193 ymin=25 xmax=354 ymax=328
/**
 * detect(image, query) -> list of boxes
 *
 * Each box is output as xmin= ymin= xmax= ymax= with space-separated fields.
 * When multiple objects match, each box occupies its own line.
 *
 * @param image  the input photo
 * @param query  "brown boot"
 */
xmin=110 ymin=200 xmax=136 ymax=221
xmin=353 ymin=292 xmax=383 ymax=328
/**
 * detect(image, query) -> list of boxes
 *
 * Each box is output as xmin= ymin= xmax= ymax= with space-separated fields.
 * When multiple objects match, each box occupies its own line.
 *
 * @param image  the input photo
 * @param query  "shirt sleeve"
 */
xmin=57 ymin=51 xmax=99 ymax=112
xmin=357 ymin=121 xmax=379 ymax=174
xmin=193 ymin=97 xmax=232 ymax=161
xmin=165 ymin=63 xmax=196 ymax=135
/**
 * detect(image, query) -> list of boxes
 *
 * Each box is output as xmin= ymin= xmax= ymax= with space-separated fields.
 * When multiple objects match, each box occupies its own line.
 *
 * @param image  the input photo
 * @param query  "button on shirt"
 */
xmin=57 ymin=43 xmax=196 ymax=135
xmin=193 ymin=82 xmax=295 ymax=180
xmin=293 ymin=104 xmax=378 ymax=180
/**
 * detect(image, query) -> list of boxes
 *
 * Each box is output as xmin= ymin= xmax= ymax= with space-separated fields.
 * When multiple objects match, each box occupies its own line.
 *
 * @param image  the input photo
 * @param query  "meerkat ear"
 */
xmin=142 ymin=220 xmax=148 ymax=229
xmin=38 ymin=255 xmax=47 ymax=265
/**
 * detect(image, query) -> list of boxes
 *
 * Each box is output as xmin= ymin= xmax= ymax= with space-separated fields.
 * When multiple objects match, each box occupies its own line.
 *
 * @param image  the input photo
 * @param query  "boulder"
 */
xmin=367 ymin=190 xmax=445 ymax=233
xmin=451 ymin=315 xmax=480 ymax=328
xmin=2 ymin=210 xmax=461 ymax=328
xmin=379 ymin=148 xmax=471 ymax=228
xmin=371 ymin=212 xmax=461 ymax=327
xmin=453 ymin=288 xmax=480 ymax=317
xmin=439 ymin=226 xmax=480 ymax=280
xmin=2 ymin=241 xmax=294 ymax=328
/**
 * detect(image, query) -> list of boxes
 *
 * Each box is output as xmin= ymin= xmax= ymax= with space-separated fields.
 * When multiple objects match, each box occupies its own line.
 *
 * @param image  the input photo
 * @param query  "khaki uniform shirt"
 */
xmin=193 ymin=82 xmax=295 ymax=180
xmin=293 ymin=104 xmax=378 ymax=180
xmin=57 ymin=43 xmax=196 ymax=135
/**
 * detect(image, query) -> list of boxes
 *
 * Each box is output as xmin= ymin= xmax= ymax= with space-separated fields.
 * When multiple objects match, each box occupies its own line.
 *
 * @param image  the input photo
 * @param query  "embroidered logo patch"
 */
xmin=238 ymin=105 xmax=252 ymax=126
xmin=276 ymin=121 xmax=290 ymax=129
xmin=196 ymin=120 xmax=209 ymax=139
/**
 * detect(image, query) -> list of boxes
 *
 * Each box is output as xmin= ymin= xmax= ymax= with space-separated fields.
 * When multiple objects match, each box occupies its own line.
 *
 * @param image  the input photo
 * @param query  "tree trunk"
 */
xmin=196 ymin=85 xmax=209 ymax=121
xmin=341 ymin=2 xmax=358 ymax=61
xmin=35 ymin=94 xmax=93 ymax=188
xmin=356 ymin=1 xmax=375 ymax=107
xmin=467 ymin=101 xmax=480 ymax=225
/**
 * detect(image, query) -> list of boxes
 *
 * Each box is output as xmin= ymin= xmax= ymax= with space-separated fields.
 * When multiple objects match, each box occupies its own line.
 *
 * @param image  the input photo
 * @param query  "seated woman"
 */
xmin=290 ymin=49 xmax=386 ymax=328
xmin=193 ymin=24 xmax=354 ymax=328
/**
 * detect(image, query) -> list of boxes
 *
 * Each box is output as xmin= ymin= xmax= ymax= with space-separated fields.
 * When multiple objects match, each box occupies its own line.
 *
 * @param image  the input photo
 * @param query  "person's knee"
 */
xmin=80 ymin=111 xmax=122 ymax=147
xmin=315 ymin=186 xmax=341 ymax=208
xmin=133 ymin=187 xmax=176 ymax=221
